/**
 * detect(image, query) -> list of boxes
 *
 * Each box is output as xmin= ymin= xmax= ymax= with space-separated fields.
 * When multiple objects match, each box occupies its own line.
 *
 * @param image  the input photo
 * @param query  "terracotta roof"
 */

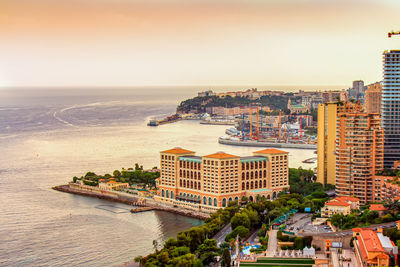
xmin=161 ymin=147 xmax=194 ymax=154
xmin=369 ymin=204 xmax=388 ymax=211
xmin=325 ymin=200 xmax=350 ymax=207
xmin=254 ymin=148 xmax=288 ymax=154
xmin=357 ymin=235 xmax=369 ymax=260
xmin=336 ymin=196 xmax=360 ymax=202
xmin=359 ymin=229 xmax=385 ymax=253
xmin=204 ymin=151 xmax=238 ymax=159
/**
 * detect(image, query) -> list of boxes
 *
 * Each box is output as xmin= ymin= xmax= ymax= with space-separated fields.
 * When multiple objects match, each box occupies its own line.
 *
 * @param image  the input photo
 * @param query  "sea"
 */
xmin=0 ymin=86 xmax=321 ymax=266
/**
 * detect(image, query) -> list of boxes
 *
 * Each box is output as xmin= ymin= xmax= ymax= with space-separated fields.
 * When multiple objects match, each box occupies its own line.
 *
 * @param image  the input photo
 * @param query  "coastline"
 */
xmin=52 ymin=184 xmax=210 ymax=220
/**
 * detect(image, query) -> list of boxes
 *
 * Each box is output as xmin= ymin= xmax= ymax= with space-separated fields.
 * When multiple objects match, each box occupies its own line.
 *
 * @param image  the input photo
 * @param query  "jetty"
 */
xmin=218 ymin=137 xmax=317 ymax=149
xmin=52 ymin=183 xmax=210 ymax=220
xmin=130 ymin=207 xmax=154 ymax=213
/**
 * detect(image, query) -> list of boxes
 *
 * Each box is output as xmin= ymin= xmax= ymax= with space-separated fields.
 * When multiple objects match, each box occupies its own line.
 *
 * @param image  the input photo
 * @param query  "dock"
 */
xmin=130 ymin=207 xmax=154 ymax=213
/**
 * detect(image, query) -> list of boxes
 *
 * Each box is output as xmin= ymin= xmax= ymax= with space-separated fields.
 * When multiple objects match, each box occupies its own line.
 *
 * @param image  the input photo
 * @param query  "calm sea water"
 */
xmin=0 ymin=87 xmax=319 ymax=266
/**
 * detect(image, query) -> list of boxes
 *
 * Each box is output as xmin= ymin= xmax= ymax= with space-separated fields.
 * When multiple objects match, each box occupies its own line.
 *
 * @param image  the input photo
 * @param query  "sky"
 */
xmin=0 ymin=0 xmax=399 ymax=87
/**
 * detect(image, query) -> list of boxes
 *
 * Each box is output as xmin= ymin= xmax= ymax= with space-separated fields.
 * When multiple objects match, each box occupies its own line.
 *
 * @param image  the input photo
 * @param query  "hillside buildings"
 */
xmin=364 ymin=82 xmax=382 ymax=113
xmin=154 ymin=147 xmax=289 ymax=212
xmin=335 ymin=112 xmax=384 ymax=204
xmin=382 ymin=50 xmax=400 ymax=168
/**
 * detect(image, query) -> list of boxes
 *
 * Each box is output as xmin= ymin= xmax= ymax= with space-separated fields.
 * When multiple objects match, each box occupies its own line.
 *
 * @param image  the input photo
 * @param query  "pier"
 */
xmin=130 ymin=207 xmax=154 ymax=213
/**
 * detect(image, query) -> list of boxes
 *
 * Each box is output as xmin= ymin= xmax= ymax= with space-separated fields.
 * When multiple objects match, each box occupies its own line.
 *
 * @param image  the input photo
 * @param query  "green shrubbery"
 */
xmin=72 ymin=164 xmax=160 ymax=189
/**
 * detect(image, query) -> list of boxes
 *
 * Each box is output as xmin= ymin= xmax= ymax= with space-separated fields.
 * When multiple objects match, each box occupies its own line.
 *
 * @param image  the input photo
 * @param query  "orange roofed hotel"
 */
xmin=154 ymin=147 xmax=289 ymax=212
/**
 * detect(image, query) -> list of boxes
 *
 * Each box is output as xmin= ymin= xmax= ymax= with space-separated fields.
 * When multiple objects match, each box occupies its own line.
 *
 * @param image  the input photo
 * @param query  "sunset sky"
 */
xmin=0 ymin=0 xmax=399 ymax=87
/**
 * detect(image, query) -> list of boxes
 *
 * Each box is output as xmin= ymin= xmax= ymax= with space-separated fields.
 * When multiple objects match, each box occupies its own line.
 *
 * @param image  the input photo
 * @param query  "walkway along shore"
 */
xmin=52 ymin=184 xmax=210 ymax=220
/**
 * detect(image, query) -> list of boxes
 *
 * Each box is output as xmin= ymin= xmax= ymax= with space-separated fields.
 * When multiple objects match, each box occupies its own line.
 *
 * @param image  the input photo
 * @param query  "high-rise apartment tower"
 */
xmin=382 ymin=50 xmax=400 ymax=167
xmin=335 ymin=112 xmax=384 ymax=204
xmin=317 ymin=102 xmax=358 ymax=186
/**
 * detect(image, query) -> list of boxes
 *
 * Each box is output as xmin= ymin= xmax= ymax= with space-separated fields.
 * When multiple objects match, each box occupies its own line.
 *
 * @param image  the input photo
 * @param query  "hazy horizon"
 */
xmin=1 ymin=0 xmax=399 ymax=87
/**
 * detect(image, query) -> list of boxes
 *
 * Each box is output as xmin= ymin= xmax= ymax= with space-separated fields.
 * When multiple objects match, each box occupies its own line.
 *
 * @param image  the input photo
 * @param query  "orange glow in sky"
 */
xmin=0 ymin=0 xmax=399 ymax=87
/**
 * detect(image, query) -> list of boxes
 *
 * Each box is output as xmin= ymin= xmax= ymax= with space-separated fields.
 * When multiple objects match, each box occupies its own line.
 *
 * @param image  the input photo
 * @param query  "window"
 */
xmin=214 ymin=198 xmax=217 ymax=207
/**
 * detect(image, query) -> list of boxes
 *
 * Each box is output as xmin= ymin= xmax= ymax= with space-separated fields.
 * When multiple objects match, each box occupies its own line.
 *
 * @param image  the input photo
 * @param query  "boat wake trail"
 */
xmin=53 ymin=106 xmax=76 ymax=127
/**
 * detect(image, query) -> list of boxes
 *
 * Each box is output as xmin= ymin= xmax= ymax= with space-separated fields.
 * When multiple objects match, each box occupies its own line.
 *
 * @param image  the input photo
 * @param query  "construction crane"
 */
xmin=388 ymin=31 xmax=400 ymax=38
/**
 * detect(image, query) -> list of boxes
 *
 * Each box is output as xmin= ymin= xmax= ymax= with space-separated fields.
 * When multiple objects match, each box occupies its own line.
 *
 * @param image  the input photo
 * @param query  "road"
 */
xmin=331 ymin=249 xmax=340 ymax=267
xmin=213 ymin=223 xmax=232 ymax=246
xmin=265 ymin=230 xmax=278 ymax=257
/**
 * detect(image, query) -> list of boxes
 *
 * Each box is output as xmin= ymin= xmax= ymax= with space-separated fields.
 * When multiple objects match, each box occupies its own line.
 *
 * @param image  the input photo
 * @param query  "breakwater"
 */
xmin=218 ymin=137 xmax=317 ymax=149
xmin=53 ymin=184 xmax=209 ymax=220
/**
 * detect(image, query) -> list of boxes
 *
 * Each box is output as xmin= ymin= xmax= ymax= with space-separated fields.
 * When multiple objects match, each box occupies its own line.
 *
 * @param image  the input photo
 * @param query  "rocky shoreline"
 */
xmin=52 ymin=184 xmax=210 ymax=220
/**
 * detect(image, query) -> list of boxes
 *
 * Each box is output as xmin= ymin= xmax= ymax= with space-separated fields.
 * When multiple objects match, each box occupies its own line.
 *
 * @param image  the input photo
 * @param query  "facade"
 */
xmin=382 ymin=50 xmax=400 ymax=168
xmin=353 ymin=228 xmax=396 ymax=267
xmin=317 ymin=102 xmax=358 ymax=186
xmin=349 ymin=80 xmax=365 ymax=100
xmin=155 ymin=147 xmax=289 ymax=212
xmin=335 ymin=112 xmax=384 ymax=204
xmin=98 ymin=181 xmax=129 ymax=191
xmin=365 ymin=82 xmax=382 ymax=114
xmin=287 ymin=98 xmax=309 ymax=114
xmin=373 ymin=176 xmax=400 ymax=202
xmin=321 ymin=196 xmax=360 ymax=218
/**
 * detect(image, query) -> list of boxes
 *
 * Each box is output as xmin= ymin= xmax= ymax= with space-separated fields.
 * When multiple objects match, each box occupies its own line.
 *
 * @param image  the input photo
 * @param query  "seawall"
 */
xmin=218 ymin=137 xmax=317 ymax=149
xmin=53 ymin=184 xmax=209 ymax=220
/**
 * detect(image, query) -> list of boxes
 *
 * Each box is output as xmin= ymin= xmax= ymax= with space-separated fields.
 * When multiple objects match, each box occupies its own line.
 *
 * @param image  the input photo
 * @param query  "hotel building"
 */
xmin=154 ymin=147 xmax=289 ymax=212
xmin=382 ymin=50 xmax=400 ymax=168
xmin=317 ymin=102 xmax=358 ymax=186
xmin=335 ymin=112 xmax=384 ymax=204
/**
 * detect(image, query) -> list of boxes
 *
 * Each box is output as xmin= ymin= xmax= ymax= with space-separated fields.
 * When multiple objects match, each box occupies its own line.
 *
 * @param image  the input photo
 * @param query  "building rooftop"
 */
xmin=178 ymin=156 xmax=202 ymax=163
xmin=359 ymin=229 xmax=385 ymax=253
xmin=161 ymin=147 xmax=195 ymax=154
xmin=325 ymin=200 xmax=351 ymax=207
xmin=336 ymin=196 xmax=360 ymax=202
xmin=204 ymin=151 xmax=238 ymax=159
xmin=254 ymin=148 xmax=288 ymax=154
xmin=240 ymin=156 xmax=268 ymax=163
xmin=369 ymin=204 xmax=388 ymax=211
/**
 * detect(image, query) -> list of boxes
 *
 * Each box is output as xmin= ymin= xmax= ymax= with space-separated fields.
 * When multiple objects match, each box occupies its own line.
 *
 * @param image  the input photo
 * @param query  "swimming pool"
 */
xmin=242 ymin=244 xmax=260 ymax=255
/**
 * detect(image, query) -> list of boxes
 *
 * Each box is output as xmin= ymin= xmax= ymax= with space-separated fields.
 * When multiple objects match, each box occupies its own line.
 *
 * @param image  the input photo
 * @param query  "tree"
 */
xmin=222 ymin=248 xmax=231 ymax=267
xmin=196 ymin=239 xmax=219 ymax=265
xmin=113 ymin=170 xmax=121 ymax=178
xmin=231 ymin=213 xmax=251 ymax=230
xmin=152 ymin=239 xmax=159 ymax=252
xmin=134 ymin=256 xmax=144 ymax=266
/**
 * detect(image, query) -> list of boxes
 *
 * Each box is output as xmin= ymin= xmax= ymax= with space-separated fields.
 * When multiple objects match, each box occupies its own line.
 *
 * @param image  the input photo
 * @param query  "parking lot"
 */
xmin=285 ymin=213 xmax=333 ymax=234
xmin=302 ymin=224 xmax=333 ymax=234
